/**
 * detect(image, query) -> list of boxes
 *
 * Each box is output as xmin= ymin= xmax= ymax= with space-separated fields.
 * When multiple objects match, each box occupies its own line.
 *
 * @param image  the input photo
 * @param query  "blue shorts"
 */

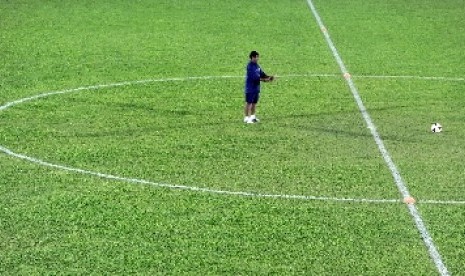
xmin=245 ymin=92 xmax=260 ymax=104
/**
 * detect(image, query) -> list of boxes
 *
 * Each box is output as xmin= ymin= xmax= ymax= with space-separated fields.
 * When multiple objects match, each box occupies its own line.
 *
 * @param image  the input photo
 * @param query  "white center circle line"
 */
xmin=1 ymin=74 xmax=464 ymax=205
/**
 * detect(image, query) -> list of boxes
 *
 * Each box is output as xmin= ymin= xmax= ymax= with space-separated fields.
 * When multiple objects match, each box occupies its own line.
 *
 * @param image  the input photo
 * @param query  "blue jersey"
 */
xmin=244 ymin=61 xmax=268 ymax=94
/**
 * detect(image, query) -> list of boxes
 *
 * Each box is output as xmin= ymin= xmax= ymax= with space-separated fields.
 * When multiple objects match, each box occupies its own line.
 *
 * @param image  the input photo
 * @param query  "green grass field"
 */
xmin=1 ymin=0 xmax=464 ymax=274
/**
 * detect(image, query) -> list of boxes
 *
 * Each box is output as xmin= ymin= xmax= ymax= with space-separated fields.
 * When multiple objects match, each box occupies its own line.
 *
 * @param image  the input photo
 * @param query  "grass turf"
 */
xmin=1 ymin=0 xmax=464 ymax=274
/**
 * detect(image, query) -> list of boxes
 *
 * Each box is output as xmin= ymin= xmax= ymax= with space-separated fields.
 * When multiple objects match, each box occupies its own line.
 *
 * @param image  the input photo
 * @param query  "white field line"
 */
xmin=355 ymin=75 xmax=465 ymax=82
xmin=0 ymin=74 xmax=464 ymax=207
xmin=304 ymin=0 xmax=450 ymax=275
xmin=1 ymin=142 xmax=464 ymax=205
xmin=1 ymin=73 xmax=463 ymax=111
xmin=0 ymin=144 xmax=399 ymax=204
xmin=0 ymin=75 xmax=240 ymax=111
xmin=282 ymin=73 xmax=465 ymax=82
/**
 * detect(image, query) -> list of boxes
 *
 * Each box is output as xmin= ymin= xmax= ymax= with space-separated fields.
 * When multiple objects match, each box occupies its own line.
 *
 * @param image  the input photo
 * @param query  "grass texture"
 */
xmin=1 ymin=0 xmax=464 ymax=274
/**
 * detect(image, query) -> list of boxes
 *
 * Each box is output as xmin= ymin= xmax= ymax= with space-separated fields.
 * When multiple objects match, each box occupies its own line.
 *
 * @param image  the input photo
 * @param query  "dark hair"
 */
xmin=249 ymin=51 xmax=259 ymax=59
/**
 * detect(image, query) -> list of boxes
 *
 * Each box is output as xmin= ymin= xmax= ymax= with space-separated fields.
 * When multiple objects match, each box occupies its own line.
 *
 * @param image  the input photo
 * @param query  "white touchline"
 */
xmin=304 ymin=0 xmax=450 ymax=275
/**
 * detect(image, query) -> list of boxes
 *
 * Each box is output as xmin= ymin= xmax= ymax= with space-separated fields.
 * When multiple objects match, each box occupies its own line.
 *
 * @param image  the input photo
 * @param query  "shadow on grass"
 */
xmin=55 ymin=102 xmax=415 ymax=143
xmin=271 ymin=104 xmax=420 ymax=143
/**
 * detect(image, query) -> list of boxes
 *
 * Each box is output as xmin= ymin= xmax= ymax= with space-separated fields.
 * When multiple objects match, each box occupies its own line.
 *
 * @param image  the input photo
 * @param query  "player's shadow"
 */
xmin=311 ymin=126 xmax=420 ymax=143
xmin=276 ymin=105 xmax=420 ymax=143
xmin=64 ymin=99 xmax=416 ymax=143
xmin=69 ymin=106 xmax=237 ymax=138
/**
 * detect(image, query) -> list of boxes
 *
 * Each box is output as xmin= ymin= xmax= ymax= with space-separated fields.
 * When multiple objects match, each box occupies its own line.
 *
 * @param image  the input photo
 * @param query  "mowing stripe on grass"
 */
xmin=304 ymin=0 xmax=450 ymax=275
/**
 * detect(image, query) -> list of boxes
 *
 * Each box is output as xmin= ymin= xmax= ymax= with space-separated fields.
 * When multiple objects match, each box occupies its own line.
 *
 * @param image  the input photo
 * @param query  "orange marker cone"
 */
xmin=403 ymin=196 xmax=416 ymax=204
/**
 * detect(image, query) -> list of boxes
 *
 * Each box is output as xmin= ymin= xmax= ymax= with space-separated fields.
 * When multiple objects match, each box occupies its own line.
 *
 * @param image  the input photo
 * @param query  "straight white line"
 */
xmin=282 ymin=73 xmax=339 ymax=78
xmin=354 ymin=74 xmax=465 ymax=82
xmin=304 ymin=1 xmax=450 ymax=275
xmin=419 ymin=199 xmax=465 ymax=205
xmin=283 ymin=73 xmax=465 ymax=82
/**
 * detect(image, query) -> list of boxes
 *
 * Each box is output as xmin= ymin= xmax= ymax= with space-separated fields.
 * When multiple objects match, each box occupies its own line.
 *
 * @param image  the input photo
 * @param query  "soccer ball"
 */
xmin=431 ymin=123 xmax=442 ymax=133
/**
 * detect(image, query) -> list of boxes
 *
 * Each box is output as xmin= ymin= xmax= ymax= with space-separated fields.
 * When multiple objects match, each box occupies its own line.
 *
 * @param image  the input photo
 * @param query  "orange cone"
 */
xmin=403 ymin=196 xmax=416 ymax=204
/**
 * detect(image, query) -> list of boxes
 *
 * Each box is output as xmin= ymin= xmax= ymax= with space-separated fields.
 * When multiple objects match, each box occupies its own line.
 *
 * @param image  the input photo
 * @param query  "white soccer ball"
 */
xmin=431 ymin=123 xmax=442 ymax=133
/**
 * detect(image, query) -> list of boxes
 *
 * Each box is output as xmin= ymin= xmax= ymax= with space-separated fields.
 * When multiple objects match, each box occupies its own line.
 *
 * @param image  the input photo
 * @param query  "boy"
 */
xmin=244 ymin=51 xmax=274 ymax=123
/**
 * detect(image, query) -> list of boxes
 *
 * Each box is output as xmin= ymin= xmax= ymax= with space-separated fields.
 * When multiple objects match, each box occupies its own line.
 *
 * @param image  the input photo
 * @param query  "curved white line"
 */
xmin=1 ymin=72 xmax=463 ymax=111
xmin=1 ymin=74 xmax=464 ymax=206
xmin=0 ymin=144 xmax=399 ymax=204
